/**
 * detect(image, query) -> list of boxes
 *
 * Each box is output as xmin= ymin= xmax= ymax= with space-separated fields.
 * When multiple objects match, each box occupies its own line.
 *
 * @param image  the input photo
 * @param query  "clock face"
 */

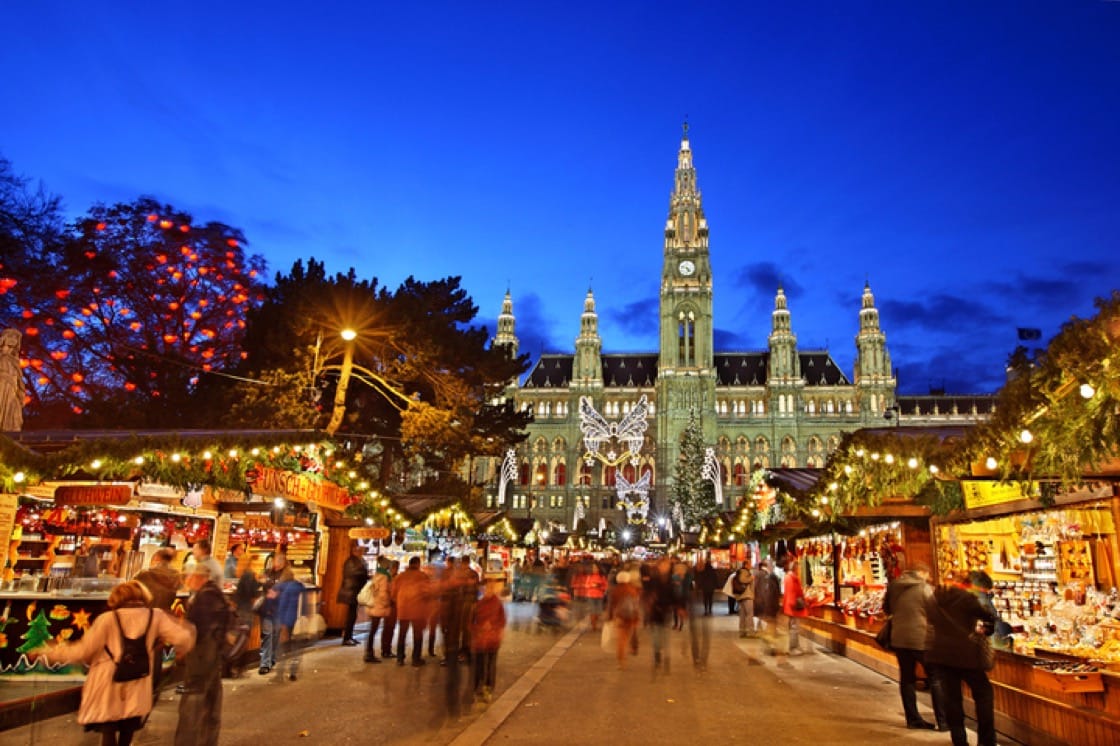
xmin=678 ymin=260 xmax=696 ymax=276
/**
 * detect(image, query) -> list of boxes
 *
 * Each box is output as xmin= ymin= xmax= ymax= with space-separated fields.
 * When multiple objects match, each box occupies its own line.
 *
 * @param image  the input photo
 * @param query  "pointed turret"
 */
xmin=767 ymin=284 xmax=800 ymax=382
xmin=493 ymin=289 xmax=519 ymax=358
xmin=854 ymin=281 xmax=896 ymax=421
xmin=572 ymin=288 xmax=603 ymax=389
xmin=854 ymin=281 xmax=891 ymax=383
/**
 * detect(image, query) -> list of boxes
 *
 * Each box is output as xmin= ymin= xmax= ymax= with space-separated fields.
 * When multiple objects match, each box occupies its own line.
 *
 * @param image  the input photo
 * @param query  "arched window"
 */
xmin=519 ymin=462 xmax=530 ymax=486
xmin=579 ymin=461 xmax=592 ymax=486
xmin=605 ymin=465 xmax=617 ymax=487
xmin=554 ymin=462 xmax=567 ymax=486
xmin=733 ymin=462 xmax=747 ymax=487
xmin=535 ymin=463 xmax=548 ymax=486
xmin=623 ymin=463 xmax=636 ymax=483
xmin=641 ymin=463 xmax=653 ymax=483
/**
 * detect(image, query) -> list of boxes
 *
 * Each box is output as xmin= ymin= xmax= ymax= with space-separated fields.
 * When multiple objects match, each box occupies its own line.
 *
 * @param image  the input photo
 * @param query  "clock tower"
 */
xmin=657 ymin=125 xmax=717 ymax=482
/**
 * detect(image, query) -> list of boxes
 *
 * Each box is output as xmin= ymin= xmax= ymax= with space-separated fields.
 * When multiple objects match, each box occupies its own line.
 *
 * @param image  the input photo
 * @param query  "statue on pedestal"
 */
xmin=0 ymin=328 xmax=25 ymax=432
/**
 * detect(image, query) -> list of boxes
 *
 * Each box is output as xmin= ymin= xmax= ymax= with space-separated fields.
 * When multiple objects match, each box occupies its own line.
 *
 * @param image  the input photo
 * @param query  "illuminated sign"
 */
xmin=348 ymin=527 xmax=391 ymax=540
xmin=961 ymin=480 xmax=1039 ymax=510
xmin=54 ymin=484 xmax=134 ymax=506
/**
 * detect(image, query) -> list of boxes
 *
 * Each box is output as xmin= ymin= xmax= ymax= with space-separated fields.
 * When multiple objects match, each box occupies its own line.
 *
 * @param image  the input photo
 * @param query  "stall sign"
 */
xmin=253 ymin=467 xmax=353 ymax=510
xmin=54 ymin=484 xmax=134 ymax=506
xmin=212 ymin=514 xmax=232 ymax=561
xmin=0 ymin=493 xmax=18 ymax=546
xmin=348 ymin=527 xmax=391 ymax=540
xmin=961 ymin=480 xmax=1039 ymax=510
xmin=242 ymin=513 xmax=312 ymax=530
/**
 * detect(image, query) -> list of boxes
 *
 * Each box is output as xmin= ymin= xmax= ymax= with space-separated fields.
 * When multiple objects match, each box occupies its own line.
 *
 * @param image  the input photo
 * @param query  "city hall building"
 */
xmin=484 ymin=131 xmax=992 ymax=538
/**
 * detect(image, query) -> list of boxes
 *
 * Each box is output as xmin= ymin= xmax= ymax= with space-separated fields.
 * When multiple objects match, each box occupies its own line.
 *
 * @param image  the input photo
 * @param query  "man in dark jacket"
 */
xmin=754 ymin=560 xmax=781 ymax=651
xmin=925 ymin=571 xmax=998 ymax=746
xmin=175 ymin=567 xmax=228 ymax=746
xmin=337 ymin=542 xmax=369 ymax=646
xmin=883 ymin=562 xmax=945 ymax=730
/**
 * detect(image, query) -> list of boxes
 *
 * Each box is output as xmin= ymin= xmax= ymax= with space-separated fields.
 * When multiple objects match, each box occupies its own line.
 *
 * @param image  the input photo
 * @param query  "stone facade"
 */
xmin=483 ymin=131 xmax=992 ymax=537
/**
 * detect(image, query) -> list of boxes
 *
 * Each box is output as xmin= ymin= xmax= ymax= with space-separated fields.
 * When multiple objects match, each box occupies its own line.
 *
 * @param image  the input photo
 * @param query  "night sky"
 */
xmin=3 ymin=2 xmax=1119 ymax=394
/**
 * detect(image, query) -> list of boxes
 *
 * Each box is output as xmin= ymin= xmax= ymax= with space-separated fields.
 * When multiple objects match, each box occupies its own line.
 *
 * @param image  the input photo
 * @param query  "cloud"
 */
xmin=714 ymin=327 xmax=754 ymax=350
xmin=606 ymin=297 xmax=659 ymax=339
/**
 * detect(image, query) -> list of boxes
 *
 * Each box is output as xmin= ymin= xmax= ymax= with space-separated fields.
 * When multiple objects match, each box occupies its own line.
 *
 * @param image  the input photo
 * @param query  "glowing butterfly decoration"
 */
xmin=182 ymin=486 xmax=204 ymax=509
xmin=579 ymin=395 xmax=649 ymax=466
xmin=616 ymin=469 xmax=651 ymax=525
xmin=496 ymin=449 xmax=517 ymax=506
xmin=701 ymin=447 xmax=724 ymax=506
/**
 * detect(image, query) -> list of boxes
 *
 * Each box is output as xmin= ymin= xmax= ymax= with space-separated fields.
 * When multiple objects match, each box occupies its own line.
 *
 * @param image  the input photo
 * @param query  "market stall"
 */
xmin=1 ymin=483 xmax=213 ymax=679
xmin=926 ymin=480 xmax=1120 ymax=745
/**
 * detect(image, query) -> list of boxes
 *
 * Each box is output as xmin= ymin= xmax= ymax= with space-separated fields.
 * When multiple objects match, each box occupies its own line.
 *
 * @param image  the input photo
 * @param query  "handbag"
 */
xmin=291 ymin=591 xmax=327 ymax=640
xmin=971 ymin=631 xmax=995 ymax=671
xmin=357 ymin=579 xmax=375 ymax=608
xmin=600 ymin=620 xmax=615 ymax=653
xmin=934 ymin=598 xmax=995 ymax=671
xmin=874 ymin=617 xmax=893 ymax=651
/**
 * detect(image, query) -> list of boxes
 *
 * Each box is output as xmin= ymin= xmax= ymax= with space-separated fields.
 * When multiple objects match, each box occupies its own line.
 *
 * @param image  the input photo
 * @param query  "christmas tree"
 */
xmin=17 ymin=610 xmax=53 ymax=654
xmin=672 ymin=410 xmax=717 ymax=530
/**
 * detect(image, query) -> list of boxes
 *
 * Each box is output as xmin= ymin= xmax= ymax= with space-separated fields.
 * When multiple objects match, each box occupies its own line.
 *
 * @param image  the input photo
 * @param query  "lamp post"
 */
xmin=324 ymin=328 xmax=357 ymax=436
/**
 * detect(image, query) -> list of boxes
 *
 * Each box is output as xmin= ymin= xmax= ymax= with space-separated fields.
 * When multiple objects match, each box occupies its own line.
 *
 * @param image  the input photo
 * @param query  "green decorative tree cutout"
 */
xmin=17 ymin=610 xmax=52 ymax=654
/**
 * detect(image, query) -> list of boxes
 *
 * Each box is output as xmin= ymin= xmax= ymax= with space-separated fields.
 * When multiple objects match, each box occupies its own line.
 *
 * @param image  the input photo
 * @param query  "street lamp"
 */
xmin=325 ymin=328 xmax=357 ymax=436
xmin=317 ymin=327 xmax=414 ymax=436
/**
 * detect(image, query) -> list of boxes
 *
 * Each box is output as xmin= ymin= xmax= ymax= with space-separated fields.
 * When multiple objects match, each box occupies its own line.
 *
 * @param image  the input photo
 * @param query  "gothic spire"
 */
xmin=493 ymin=289 xmax=519 ymax=358
xmin=573 ymin=288 xmax=603 ymax=388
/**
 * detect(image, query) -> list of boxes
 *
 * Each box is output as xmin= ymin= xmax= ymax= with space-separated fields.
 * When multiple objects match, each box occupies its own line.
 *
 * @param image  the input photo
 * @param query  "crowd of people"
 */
xmin=26 ymin=538 xmax=999 ymax=746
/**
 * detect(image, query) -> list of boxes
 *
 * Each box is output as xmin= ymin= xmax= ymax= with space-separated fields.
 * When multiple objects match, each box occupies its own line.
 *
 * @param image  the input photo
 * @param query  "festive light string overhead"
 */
xmin=0 ymin=435 xmax=402 ymax=527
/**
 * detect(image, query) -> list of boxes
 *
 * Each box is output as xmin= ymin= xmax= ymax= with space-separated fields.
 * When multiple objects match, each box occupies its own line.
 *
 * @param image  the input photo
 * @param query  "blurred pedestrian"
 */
xmin=646 ymin=556 xmax=675 ymax=673
xmin=363 ymin=557 xmax=393 ymax=663
xmin=175 ymin=566 xmax=228 ymax=746
xmin=693 ymin=556 xmax=718 ymax=616
xmin=883 ymin=561 xmax=945 ymax=730
xmin=191 ymin=540 xmax=223 ymax=586
xmin=380 ymin=559 xmax=401 ymax=660
xmin=35 ymin=580 xmax=194 ymax=746
xmin=337 ymin=541 xmax=369 ymax=647
xmin=781 ymin=557 xmax=809 ymax=656
xmin=755 ymin=559 xmax=781 ymax=654
xmin=732 ymin=561 xmax=756 ymax=638
xmin=272 ymin=567 xmax=306 ymax=681
xmin=136 ymin=547 xmax=181 ymax=613
xmin=224 ymin=543 xmax=245 ymax=581
xmin=135 ymin=547 xmax=182 ymax=693
xmin=926 ymin=571 xmax=998 ymax=746
xmin=392 ymin=556 xmax=432 ymax=666
xmin=470 ymin=577 xmax=508 ymax=705
xmin=256 ymin=552 xmax=288 ymax=675
xmin=606 ymin=570 xmax=642 ymax=669
xmin=720 ymin=564 xmax=738 ymax=615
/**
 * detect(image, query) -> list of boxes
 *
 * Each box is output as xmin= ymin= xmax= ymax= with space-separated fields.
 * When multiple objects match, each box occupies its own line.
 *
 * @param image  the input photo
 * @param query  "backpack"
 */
xmin=731 ymin=572 xmax=747 ymax=595
xmin=106 ymin=609 xmax=152 ymax=682
xmin=616 ymin=592 xmax=640 ymax=622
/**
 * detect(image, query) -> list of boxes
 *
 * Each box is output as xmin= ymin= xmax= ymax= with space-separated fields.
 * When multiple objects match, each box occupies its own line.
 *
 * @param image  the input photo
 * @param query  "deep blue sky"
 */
xmin=4 ymin=2 xmax=1119 ymax=394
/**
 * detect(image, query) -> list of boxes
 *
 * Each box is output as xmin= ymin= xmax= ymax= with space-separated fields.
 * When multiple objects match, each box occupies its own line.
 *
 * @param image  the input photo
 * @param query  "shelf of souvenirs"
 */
xmin=1002 ymin=585 xmax=1120 ymax=668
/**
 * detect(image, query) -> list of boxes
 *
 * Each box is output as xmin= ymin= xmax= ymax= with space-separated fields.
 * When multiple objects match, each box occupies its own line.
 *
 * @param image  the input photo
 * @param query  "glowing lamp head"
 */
xmin=985 ymin=456 xmax=998 ymax=470
xmin=1080 ymin=383 xmax=1095 ymax=399
xmin=1019 ymin=429 xmax=1034 ymax=444
xmin=340 ymin=328 xmax=357 ymax=342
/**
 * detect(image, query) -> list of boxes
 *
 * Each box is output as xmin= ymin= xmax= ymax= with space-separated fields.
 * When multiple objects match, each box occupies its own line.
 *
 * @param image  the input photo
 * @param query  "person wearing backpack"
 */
xmin=32 ymin=580 xmax=194 ymax=746
xmin=732 ymin=562 xmax=756 ymax=638
xmin=175 ymin=565 xmax=229 ymax=746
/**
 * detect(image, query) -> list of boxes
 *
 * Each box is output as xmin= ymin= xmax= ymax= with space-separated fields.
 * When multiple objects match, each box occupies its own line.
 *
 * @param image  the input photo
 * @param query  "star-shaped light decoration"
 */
xmin=70 ymin=608 xmax=91 ymax=632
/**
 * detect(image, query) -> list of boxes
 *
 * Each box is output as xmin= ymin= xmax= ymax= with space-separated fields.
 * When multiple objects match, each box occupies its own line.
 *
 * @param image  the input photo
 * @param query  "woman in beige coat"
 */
xmin=36 ymin=580 xmax=195 ymax=746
